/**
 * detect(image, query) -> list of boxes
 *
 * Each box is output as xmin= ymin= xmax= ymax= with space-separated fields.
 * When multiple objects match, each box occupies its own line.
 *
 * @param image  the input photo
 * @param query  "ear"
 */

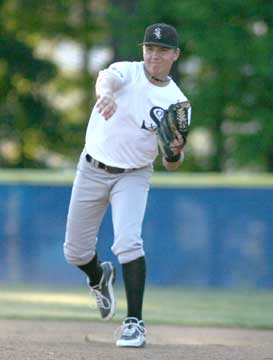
xmin=142 ymin=45 xmax=146 ymax=56
xmin=173 ymin=48 xmax=180 ymax=62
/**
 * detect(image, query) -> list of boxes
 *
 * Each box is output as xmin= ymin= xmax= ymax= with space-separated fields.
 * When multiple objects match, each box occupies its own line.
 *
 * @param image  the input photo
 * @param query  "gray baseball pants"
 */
xmin=64 ymin=150 xmax=153 ymax=265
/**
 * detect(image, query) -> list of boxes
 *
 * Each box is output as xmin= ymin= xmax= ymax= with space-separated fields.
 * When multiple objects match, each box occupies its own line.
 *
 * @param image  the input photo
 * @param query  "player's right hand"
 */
xmin=96 ymin=94 xmax=117 ymax=120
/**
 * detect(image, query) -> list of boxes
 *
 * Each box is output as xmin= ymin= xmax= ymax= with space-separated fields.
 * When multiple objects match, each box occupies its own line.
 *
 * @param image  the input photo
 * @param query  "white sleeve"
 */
xmin=107 ymin=61 xmax=132 ymax=85
xmin=95 ymin=62 xmax=132 ymax=97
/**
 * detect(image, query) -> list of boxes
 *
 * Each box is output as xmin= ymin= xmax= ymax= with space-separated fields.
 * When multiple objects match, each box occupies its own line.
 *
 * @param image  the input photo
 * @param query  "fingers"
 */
xmin=175 ymin=130 xmax=183 ymax=143
xmin=96 ymin=95 xmax=117 ymax=120
xmin=173 ymin=144 xmax=184 ymax=153
xmin=170 ymin=130 xmax=184 ymax=152
xmin=169 ymin=130 xmax=184 ymax=154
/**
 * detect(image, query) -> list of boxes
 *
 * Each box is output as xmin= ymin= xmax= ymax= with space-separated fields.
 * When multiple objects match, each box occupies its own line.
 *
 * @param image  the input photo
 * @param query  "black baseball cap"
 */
xmin=141 ymin=23 xmax=179 ymax=49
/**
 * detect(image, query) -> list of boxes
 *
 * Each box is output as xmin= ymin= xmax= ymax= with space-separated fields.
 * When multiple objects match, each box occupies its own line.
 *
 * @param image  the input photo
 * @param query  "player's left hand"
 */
xmin=169 ymin=130 xmax=184 ymax=155
xmin=96 ymin=94 xmax=117 ymax=120
xmin=156 ymin=100 xmax=190 ymax=159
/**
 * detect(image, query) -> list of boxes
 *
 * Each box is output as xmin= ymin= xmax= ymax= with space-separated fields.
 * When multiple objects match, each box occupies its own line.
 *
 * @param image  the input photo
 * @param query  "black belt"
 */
xmin=85 ymin=154 xmax=135 ymax=174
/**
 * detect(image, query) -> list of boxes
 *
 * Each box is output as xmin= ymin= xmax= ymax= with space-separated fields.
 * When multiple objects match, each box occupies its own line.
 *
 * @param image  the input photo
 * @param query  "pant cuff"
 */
xmin=117 ymin=248 xmax=145 ymax=264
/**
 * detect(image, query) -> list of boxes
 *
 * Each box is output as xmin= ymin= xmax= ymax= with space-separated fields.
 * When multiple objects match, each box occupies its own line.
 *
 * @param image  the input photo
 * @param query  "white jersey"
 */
xmin=85 ymin=61 xmax=190 ymax=169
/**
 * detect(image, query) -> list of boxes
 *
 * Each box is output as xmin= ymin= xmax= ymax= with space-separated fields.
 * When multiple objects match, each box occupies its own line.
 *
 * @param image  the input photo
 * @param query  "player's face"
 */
xmin=143 ymin=45 xmax=180 ymax=79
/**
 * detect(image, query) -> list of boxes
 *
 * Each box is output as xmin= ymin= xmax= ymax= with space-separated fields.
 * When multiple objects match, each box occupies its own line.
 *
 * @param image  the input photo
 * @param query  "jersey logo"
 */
xmin=141 ymin=106 xmax=164 ymax=132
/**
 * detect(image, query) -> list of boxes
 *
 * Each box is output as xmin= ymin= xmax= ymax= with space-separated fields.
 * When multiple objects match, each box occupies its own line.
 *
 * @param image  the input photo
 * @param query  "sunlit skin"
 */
xmin=143 ymin=44 xmax=180 ymax=82
xmin=96 ymin=94 xmax=117 ymax=120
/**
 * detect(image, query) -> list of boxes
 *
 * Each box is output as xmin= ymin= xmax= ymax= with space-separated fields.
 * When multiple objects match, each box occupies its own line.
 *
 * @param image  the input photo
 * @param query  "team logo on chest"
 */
xmin=141 ymin=106 xmax=165 ymax=132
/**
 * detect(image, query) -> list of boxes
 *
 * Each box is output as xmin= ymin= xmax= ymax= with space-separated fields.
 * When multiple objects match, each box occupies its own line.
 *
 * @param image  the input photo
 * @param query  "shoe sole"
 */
xmin=116 ymin=339 xmax=146 ymax=348
xmin=102 ymin=262 xmax=116 ymax=321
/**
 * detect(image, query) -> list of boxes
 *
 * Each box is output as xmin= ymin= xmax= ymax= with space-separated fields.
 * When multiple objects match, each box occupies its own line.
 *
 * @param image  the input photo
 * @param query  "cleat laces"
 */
xmin=91 ymin=286 xmax=111 ymax=310
xmin=114 ymin=317 xmax=146 ymax=341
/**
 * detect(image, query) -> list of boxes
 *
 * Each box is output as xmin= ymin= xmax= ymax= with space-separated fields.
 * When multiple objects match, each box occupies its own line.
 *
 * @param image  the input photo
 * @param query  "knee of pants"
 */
xmin=111 ymin=234 xmax=145 ymax=264
xmin=63 ymin=242 xmax=96 ymax=266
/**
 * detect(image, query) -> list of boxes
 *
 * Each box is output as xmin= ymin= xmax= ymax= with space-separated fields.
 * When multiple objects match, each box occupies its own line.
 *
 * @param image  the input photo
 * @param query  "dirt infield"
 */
xmin=1 ymin=319 xmax=273 ymax=360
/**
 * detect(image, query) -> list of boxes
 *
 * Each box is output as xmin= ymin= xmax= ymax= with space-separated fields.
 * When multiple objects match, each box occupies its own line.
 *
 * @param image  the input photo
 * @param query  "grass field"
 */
xmin=1 ymin=286 xmax=273 ymax=329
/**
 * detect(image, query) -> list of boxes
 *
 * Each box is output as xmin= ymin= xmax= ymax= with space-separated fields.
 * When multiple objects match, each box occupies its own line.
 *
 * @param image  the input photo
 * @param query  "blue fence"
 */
xmin=0 ymin=183 xmax=272 ymax=289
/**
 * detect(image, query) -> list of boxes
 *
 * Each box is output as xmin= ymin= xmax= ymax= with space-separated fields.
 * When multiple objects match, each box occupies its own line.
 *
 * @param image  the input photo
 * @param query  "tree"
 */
xmin=172 ymin=0 xmax=273 ymax=171
xmin=0 ymin=0 xmax=105 ymax=167
xmin=106 ymin=0 xmax=273 ymax=172
xmin=0 ymin=10 xmax=60 ymax=167
xmin=1 ymin=0 xmax=272 ymax=171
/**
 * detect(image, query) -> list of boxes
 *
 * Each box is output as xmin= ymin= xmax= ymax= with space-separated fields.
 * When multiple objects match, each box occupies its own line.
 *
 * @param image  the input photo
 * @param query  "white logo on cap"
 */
xmin=153 ymin=27 xmax=162 ymax=39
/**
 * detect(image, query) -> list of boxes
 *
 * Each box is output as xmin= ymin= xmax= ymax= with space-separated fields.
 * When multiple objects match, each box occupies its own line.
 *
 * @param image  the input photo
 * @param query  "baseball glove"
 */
xmin=157 ymin=101 xmax=191 ymax=159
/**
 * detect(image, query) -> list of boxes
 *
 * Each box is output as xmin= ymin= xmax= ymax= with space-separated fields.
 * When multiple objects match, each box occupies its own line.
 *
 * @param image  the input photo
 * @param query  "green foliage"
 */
xmin=0 ymin=0 xmax=272 ymax=171
xmin=0 ymin=27 xmax=61 ymax=167
xmin=0 ymin=0 xmax=101 ymax=167
xmin=179 ymin=0 xmax=273 ymax=171
xmin=106 ymin=0 xmax=273 ymax=172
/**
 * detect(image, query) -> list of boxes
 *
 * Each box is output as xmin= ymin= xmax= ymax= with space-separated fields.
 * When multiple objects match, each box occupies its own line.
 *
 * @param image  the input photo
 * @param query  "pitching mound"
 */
xmin=1 ymin=319 xmax=273 ymax=360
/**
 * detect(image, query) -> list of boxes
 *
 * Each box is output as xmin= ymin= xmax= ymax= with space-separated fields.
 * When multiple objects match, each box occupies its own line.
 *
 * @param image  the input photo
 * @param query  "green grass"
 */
xmin=0 ymin=169 xmax=273 ymax=187
xmin=1 ymin=286 xmax=273 ymax=329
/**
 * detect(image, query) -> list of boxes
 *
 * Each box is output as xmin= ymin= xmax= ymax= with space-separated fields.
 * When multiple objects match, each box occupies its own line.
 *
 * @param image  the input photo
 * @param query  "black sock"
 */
xmin=122 ymin=256 xmax=146 ymax=321
xmin=77 ymin=254 xmax=103 ymax=286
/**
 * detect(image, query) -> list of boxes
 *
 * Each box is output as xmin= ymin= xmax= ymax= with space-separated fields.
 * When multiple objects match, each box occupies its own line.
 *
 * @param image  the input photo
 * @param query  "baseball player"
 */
xmin=64 ymin=23 xmax=191 ymax=348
